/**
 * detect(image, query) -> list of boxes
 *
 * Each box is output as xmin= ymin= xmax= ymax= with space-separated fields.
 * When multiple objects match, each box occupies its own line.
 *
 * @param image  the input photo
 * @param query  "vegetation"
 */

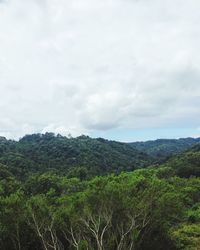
xmin=130 ymin=137 xmax=200 ymax=161
xmin=0 ymin=133 xmax=200 ymax=250
xmin=0 ymin=133 xmax=152 ymax=179
xmin=160 ymin=144 xmax=200 ymax=178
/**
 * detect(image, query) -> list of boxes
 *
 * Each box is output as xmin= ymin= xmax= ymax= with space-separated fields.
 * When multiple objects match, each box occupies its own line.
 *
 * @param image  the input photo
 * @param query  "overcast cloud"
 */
xmin=0 ymin=0 xmax=200 ymax=139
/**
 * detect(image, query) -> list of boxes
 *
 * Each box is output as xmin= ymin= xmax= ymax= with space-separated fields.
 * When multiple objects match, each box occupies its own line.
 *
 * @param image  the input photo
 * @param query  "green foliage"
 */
xmin=130 ymin=137 xmax=200 ymax=161
xmin=0 ymin=134 xmax=200 ymax=249
xmin=170 ymin=224 xmax=200 ymax=250
xmin=161 ymin=146 xmax=200 ymax=178
xmin=0 ymin=169 xmax=199 ymax=249
xmin=0 ymin=133 xmax=152 ymax=179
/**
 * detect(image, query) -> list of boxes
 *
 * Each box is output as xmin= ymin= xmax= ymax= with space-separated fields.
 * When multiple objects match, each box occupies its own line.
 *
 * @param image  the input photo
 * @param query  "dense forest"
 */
xmin=0 ymin=133 xmax=200 ymax=250
xmin=0 ymin=133 xmax=152 ymax=179
xmin=130 ymin=137 xmax=200 ymax=161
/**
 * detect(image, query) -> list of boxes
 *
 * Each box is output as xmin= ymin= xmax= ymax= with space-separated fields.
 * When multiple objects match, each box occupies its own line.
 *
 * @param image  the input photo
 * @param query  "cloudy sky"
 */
xmin=0 ymin=0 xmax=200 ymax=141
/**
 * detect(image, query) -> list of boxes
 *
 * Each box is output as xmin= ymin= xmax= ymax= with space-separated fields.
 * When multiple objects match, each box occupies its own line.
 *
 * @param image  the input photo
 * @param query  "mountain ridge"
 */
xmin=0 ymin=133 xmax=152 ymax=178
xmin=0 ymin=133 xmax=200 ymax=179
xmin=129 ymin=137 xmax=200 ymax=160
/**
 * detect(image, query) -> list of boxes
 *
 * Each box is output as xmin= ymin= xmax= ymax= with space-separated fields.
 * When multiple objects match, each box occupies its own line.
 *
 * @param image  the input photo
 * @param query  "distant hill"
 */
xmin=1 ymin=134 xmax=200 ymax=179
xmin=160 ymin=143 xmax=200 ymax=178
xmin=129 ymin=137 xmax=200 ymax=161
xmin=0 ymin=133 xmax=152 ymax=178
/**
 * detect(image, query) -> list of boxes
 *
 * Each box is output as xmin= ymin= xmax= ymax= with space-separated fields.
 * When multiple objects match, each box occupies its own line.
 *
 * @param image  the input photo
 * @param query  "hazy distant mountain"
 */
xmin=129 ymin=137 xmax=200 ymax=161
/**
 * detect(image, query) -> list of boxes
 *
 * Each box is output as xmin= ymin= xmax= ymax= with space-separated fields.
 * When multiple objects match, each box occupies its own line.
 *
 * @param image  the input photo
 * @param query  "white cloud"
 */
xmin=0 ymin=0 xmax=200 ymax=139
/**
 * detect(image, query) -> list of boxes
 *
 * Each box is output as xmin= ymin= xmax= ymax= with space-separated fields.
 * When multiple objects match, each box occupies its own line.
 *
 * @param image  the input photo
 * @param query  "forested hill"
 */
xmin=0 ymin=133 xmax=152 ymax=178
xmin=130 ymin=137 xmax=200 ymax=160
xmin=1 ymin=134 xmax=200 ymax=250
xmin=160 ymin=143 xmax=200 ymax=178
xmin=1 ymin=133 xmax=200 ymax=179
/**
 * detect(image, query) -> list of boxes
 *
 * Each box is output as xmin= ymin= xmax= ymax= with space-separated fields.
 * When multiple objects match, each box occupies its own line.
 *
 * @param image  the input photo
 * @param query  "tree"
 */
xmin=26 ymin=195 xmax=63 ymax=250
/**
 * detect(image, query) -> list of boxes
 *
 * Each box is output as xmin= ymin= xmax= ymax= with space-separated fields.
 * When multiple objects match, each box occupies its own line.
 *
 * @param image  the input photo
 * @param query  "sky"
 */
xmin=0 ymin=0 xmax=200 ymax=142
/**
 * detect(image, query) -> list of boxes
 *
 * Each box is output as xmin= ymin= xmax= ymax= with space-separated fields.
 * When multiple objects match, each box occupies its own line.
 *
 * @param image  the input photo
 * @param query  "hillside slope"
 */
xmin=0 ymin=133 xmax=152 ymax=178
xmin=130 ymin=137 xmax=200 ymax=160
xmin=160 ymin=144 xmax=200 ymax=177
